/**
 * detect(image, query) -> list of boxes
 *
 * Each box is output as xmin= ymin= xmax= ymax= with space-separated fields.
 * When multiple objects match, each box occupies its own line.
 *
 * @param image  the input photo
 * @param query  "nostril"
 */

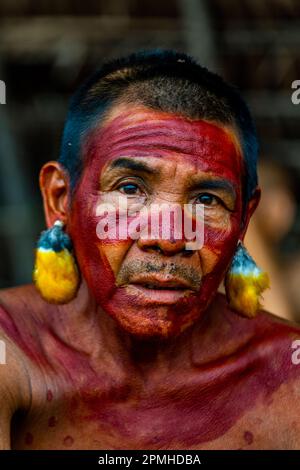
xmin=150 ymin=245 xmax=164 ymax=254
xmin=138 ymin=237 xmax=187 ymax=255
xmin=182 ymin=249 xmax=194 ymax=257
xmin=140 ymin=244 xmax=164 ymax=254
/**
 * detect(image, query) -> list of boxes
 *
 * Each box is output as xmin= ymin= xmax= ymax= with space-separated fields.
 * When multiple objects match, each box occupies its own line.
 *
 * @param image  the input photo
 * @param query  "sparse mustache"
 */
xmin=116 ymin=260 xmax=201 ymax=291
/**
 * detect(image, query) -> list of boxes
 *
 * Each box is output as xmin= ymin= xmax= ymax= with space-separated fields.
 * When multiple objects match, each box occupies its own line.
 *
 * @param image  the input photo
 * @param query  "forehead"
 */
xmin=83 ymin=105 xmax=243 ymax=179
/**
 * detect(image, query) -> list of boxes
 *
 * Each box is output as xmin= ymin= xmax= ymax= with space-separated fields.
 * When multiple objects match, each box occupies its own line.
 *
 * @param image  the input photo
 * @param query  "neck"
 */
xmin=45 ymin=279 xmax=212 ymax=380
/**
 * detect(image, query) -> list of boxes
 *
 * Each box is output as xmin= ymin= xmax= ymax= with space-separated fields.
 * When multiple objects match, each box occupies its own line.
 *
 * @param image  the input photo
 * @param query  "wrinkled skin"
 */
xmin=0 ymin=105 xmax=300 ymax=450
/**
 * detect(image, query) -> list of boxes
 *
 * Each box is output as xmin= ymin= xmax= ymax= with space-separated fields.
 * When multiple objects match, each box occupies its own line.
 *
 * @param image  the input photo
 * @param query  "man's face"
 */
xmin=69 ymin=105 xmax=245 ymax=338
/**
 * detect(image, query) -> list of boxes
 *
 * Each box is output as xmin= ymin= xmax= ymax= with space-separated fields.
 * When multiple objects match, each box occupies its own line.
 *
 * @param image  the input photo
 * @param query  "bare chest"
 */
xmin=11 ymin=369 xmax=281 ymax=450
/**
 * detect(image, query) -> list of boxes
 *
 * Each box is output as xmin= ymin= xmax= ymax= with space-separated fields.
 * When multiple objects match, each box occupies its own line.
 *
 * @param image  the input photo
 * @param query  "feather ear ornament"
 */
xmin=225 ymin=241 xmax=269 ymax=318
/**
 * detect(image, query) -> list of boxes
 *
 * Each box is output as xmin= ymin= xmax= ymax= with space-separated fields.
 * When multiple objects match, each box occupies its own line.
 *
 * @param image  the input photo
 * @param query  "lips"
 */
xmin=122 ymin=275 xmax=197 ymax=304
xmin=137 ymin=283 xmax=185 ymax=290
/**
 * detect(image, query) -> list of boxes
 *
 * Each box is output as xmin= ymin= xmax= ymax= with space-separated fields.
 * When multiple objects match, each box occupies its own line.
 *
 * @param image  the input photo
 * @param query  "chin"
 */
xmin=112 ymin=312 xmax=188 ymax=339
xmin=103 ymin=295 xmax=204 ymax=340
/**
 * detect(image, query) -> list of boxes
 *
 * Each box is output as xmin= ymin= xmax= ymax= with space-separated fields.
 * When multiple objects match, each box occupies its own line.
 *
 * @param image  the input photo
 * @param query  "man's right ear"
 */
xmin=39 ymin=161 xmax=71 ymax=228
xmin=35 ymin=162 xmax=80 ymax=304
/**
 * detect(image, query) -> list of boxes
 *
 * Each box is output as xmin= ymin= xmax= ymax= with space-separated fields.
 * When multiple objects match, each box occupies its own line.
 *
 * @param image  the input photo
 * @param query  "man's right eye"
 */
xmin=117 ymin=183 xmax=141 ymax=195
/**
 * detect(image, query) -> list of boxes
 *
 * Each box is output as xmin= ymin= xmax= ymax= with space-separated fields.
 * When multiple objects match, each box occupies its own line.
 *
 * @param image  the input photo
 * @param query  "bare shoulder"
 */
xmin=0 ymin=284 xmax=48 ymax=362
xmin=0 ymin=285 xmax=36 ymax=409
xmin=0 ymin=286 xmax=36 ymax=448
xmin=213 ymin=293 xmax=300 ymax=448
xmin=259 ymin=311 xmax=300 ymax=449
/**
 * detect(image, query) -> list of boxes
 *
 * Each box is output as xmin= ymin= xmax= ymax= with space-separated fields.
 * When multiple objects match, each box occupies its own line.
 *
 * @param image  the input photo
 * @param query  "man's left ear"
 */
xmin=224 ymin=186 xmax=269 ymax=319
xmin=240 ymin=187 xmax=261 ymax=241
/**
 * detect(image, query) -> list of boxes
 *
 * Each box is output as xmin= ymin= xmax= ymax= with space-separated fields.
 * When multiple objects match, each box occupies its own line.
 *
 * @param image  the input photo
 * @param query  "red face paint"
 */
xmin=69 ymin=107 xmax=245 ymax=338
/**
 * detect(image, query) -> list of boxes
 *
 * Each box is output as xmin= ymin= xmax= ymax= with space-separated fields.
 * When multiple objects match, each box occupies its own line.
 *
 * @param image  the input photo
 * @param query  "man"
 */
xmin=0 ymin=50 xmax=300 ymax=450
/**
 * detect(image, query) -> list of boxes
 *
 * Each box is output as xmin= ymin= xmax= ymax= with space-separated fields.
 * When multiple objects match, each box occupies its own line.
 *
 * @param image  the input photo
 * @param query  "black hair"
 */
xmin=59 ymin=49 xmax=258 ymax=203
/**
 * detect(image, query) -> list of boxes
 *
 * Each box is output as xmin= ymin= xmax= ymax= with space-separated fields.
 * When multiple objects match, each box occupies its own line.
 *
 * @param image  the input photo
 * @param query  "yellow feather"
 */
xmin=226 ymin=272 xmax=270 ymax=318
xmin=33 ymin=248 xmax=79 ymax=304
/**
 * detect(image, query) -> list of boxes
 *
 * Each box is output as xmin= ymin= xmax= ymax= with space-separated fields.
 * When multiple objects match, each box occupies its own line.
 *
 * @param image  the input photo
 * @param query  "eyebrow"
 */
xmin=106 ymin=157 xmax=236 ymax=198
xmin=108 ymin=157 xmax=158 ymax=175
xmin=190 ymin=178 xmax=236 ymax=198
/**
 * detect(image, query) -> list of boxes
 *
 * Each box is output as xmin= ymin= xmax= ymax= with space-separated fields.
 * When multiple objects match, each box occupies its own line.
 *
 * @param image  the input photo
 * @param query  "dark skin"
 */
xmin=1 ymin=104 xmax=300 ymax=450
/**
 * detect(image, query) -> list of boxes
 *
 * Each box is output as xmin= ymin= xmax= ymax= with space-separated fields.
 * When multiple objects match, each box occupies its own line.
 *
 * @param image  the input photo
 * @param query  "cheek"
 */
xmin=68 ymin=192 xmax=115 ymax=298
xmin=69 ymin=188 xmax=135 ymax=301
xmin=200 ymin=212 xmax=241 ymax=277
xmin=199 ymin=246 xmax=221 ymax=273
xmin=96 ymin=240 xmax=131 ymax=277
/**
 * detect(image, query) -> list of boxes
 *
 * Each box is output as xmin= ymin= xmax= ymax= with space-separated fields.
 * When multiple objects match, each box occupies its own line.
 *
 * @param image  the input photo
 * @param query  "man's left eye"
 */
xmin=195 ymin=193 xmax=219 ymax=206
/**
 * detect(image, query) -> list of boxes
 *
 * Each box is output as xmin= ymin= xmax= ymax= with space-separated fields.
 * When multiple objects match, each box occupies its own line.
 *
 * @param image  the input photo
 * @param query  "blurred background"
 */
xmin=0 ymin=0 xmax=299 ymax=321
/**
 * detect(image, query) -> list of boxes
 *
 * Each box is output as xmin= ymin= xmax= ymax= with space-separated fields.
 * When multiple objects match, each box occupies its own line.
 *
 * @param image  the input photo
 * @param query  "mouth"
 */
xmin=123 ymin=276 xmax=197 ymax=304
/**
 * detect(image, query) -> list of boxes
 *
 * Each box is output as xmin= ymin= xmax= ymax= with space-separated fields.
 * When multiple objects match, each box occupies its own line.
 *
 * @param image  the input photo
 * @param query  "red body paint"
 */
xmin=244 ymin=431 xmax=254 ymax=445
xmin=24 ymin=432 xmax=33 ymax=445
xmin=63 ymin=435 xmax=74 ymax=447
xmin=0 ymin=289 xmax=300 ymax=448
xmin=48 ymin=416 xmax=57 ymax=427
xmin=66 ymin=302 xmax=300 ymax=446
